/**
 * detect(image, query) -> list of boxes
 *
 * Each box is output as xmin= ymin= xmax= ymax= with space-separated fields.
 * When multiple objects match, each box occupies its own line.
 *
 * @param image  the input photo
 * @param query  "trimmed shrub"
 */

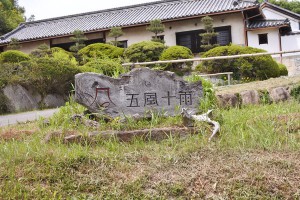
xmin=6 ymin=54 xmax=80 ymax=96
xmin=82 ymin=58 xmax=125 ymax=77
xmin=278 ymin=63 xmax=288 ymax=76
xmin=124 ymin=41 xmax=165 ymax=62
xmin=78 ymin=43 xmax=124 ymax=64
xmin=160 ymin=45 xmax=193 ymax=75
xmin=50 ymin=47 xmax=78 ymax=66
xmin=0 ymin=50 xmax=30 ymax=63
xmin=196 ymin=45 xmax=280 ymax=80
xmin=30 ymin=44 xmax=51 ymax=58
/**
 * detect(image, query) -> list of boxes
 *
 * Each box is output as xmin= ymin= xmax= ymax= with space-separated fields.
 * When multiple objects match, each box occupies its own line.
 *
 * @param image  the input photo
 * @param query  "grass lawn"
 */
xmin=0 ymin=98 xmax=299 ymax=199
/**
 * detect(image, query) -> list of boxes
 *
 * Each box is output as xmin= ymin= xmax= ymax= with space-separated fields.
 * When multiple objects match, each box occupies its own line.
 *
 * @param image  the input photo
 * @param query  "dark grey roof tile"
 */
xmin=247 ymin=19 xmax=290 ymax=29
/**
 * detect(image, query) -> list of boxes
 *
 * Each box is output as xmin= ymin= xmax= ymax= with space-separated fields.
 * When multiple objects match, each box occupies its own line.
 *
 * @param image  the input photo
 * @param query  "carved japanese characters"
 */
xmin=75 ymin=68 xmax=202 ymax=118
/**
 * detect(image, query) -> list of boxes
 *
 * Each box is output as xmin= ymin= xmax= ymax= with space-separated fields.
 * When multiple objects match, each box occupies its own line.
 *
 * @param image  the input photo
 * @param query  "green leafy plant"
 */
xmin=7 ymin=38 xmax=21 ymax=50
xmin=124 ymin=41 xmax=165 ymax=63
xmin=291 ymin=84 xmax=300 ymax=102
xmin=78 ymin=43 xmax=124 ymax=64
xmin=185 ymin=73 xmax=217 ymax=112
xmin=159 ymin=45 xmax=194 ymax=75
xmin=0 ymin=50 xmax=30 ymax=63
xmin=199 ymin=16 xmax=219 ymax=51
xmin=108 ymin=27 xmax=124 ymax=46
xmin=146 ymin=19 xmax=165 ymax=43
xmin=69 ymin=30 xmax=87 ymax=53
xmin=82 ymin=58 xmax=126 ymax=77
xmin=278 ymin=63 xmax=288 ymax=76
xmin=196 ymin=45 xmax=280 ymax=81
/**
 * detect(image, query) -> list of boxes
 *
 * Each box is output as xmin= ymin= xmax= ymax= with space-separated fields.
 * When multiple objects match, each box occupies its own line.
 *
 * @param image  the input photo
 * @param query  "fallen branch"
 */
xmin=181 ymin=109 xmax=220 ymax=141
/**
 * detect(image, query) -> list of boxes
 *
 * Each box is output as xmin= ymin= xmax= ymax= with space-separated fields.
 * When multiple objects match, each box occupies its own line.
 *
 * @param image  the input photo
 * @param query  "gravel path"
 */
xmin=0 ymin=108 xmax=59 ymax=127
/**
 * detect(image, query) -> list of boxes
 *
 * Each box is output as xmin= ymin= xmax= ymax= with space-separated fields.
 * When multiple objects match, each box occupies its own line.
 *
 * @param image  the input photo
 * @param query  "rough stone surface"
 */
xmin=217 ymin=93 xmax=239 ymax=108
xmin=269 ymin=87 xmax=290 ymax=103
xmin=3 ymin=84 xmax=39 ymax=112
xmin=43 ymin=94 xmax=65 ymax=108
xmin=240 ymin=90 xmax=260 ymax=105
xmin=75 ymin=68 xmax=202 ymax=118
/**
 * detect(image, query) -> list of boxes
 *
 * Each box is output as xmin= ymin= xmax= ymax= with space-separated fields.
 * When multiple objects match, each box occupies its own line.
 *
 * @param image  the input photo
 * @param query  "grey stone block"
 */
xmin=75 ymin=68 xmax=203 ymax=118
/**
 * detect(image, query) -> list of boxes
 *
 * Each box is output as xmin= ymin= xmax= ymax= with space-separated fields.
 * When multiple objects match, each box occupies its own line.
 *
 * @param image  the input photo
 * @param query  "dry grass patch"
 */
xmin=0 ymin=129 xmax=36 ymax=141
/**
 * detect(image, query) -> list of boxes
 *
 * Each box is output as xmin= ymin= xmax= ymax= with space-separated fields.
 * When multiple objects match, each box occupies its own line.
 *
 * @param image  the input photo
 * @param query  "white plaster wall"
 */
xmin=282 ymin=34 xmax=300 ymax=54
xmin=281 ymin=34 xmax=300 ymax=76
xmin=247 ymin=29 xmax=280 ymax=53
xmin=6 ymin=40 xmax=50 ymax=54
xmin=262 ymin=7 xmax=300 ymax=32
xmin=52 ymin=32 xmax=104 ymax=45
xmin=106 ymin=12 xmax=246 ymax=47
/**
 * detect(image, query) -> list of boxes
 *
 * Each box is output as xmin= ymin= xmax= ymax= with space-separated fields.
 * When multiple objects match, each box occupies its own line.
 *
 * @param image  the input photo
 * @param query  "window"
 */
xmin=176 ymin=26 xmax=231 ymax=53
xmin=117 ymin=40 xmax=128 ymax=48
xmin=258 ymin=33 xmax=268 ymax=45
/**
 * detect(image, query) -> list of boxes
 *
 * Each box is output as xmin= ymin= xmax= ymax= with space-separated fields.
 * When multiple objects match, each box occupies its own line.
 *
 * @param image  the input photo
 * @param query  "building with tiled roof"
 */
xmin=0 ymin=0 xmax=262 ymax=53
xmin=0 ymin=0 xmax=299 ymax=75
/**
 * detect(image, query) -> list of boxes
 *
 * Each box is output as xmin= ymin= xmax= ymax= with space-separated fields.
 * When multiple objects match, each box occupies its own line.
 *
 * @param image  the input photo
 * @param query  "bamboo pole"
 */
xmin=122 ymin=49 xmax=300 ymax=66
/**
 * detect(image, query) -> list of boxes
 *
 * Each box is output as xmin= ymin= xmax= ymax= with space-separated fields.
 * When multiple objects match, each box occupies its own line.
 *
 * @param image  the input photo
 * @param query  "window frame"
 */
xmin=258 ymin=33 xmax=268 ymax=45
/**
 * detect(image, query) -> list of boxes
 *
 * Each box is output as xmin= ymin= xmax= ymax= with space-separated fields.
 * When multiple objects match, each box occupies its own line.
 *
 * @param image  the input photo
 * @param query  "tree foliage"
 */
xmin=259 ymin=0 xmax=300 ymax=14
xmin=146 ymin=19 xmax=165 ymax=43
xmin=160 ymin=46 xmax=194 ymax=76
xmin=69 ymin=30 xmax=87 ymax=53
xmin=7 ymin=38 xmax=21 ymax=50
xmin=108 ymin=27 xmax=124 ymax=46
xmin=0 ymin=0 xmax=25 ymax=35
xmin=196 ymin=45 xmax=281 ymax=81
xmin=199 ymin=16 xmax=219 ymax=51
xmin=78 ymin=43 xmax=124 ymax=64
xmin=124 ymin=41 xmax=165 ymax=63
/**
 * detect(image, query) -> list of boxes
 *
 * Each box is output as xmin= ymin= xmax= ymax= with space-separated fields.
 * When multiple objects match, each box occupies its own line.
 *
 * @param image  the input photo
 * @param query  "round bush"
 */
xmin=124 ymin=41 xmax=165 ymax=62
xmin=197 ymin=45 xmax=280 ymax=80
xmin=160 ymin=45 xmax=193 ymax=75
xmin=82 ymin=58 xmax=125 ymax=77
xmin=78 ymin=43 xmax=124 ymax=64
xmin=0 ymin=50 xmax=30 ymax=63
xmin=278 ymin=63 xmax=288 ymax=76
xmin=17 ymin=56 xmax=81 ymax=95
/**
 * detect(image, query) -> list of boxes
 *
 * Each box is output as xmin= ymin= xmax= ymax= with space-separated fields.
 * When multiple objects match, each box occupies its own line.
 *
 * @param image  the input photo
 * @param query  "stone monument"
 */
xmin=75 ymin=68 xmax=202 ymax=118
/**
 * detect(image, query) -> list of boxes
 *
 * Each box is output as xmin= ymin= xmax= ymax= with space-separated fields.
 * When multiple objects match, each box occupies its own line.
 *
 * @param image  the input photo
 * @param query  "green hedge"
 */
xmin=278 ymin=63 xmax=288 ymax=76
xmin=160 ymin=45 xmax=193 ymax=75
xmin=196 ymin=45 xmax=281 ymax=80
xmin=78 ymin=43 xmax=124 ymax=64
xmin=124 ymin=41 xmax=165 ymax=63
xmin=82 ymin=58 xmax=125 ymax=77
xmin=25 ymin=57 xmax=81 ymax=95
xmin=0 ymin=50 xmax=30 ymax=63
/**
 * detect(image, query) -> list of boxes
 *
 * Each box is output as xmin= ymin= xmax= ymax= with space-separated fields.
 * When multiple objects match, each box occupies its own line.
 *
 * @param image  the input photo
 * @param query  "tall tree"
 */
xmin=199 ymin=16 xmax=219 ymax=51
xmin=0 ymin=0 xmax=25 ymax=35
xmin=270 ymin=0 xmax=300 ymax=14
xmin=146 ymin=19 xmax=165 ymax=43
xmin=258 ymin=0 xmax=300 ymax=14
xmin=108 ymin=27 xmax=124 ymax=46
